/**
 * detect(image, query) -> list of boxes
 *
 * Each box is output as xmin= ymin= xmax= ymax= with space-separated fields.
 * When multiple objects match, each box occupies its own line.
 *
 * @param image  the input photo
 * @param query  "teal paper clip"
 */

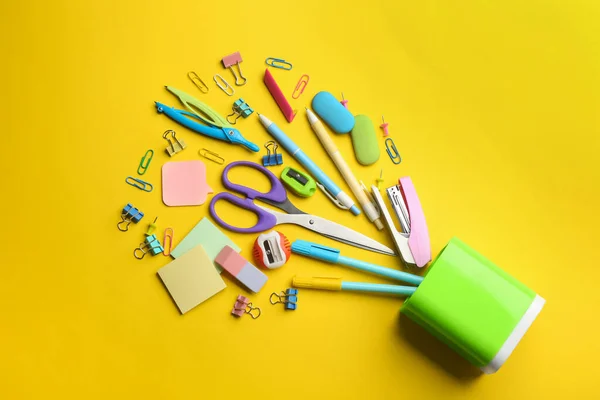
xmin=385 ymin=138 xmax=402 ymax=165
xmin=126 ymin=176 xmax=153 ymax=192
xmin=137 ymin=149 xmax=154 ymax=175
xmin=265 ymin=57 xmax=293 ymax=70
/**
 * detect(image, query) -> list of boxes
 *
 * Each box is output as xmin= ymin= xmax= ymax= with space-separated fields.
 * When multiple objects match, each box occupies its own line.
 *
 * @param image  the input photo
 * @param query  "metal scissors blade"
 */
xmin=255 ymin=205 xmax=396 ymax=256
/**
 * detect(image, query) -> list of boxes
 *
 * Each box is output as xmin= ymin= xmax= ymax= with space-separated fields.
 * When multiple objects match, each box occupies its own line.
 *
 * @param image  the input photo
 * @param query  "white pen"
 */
xmin=306 ymin=108 xmax=384 ymax=230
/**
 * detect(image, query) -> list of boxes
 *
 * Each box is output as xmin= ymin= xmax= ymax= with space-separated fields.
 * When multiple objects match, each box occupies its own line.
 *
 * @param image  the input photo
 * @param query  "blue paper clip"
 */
xmin=385 ymin=138 xmax=402 ymax=165
xmin=126 ymin=176 xmax=153 ymax=192
xmin=262 ymin=141 xmax=283 ymax=167
xmin=265 ymin=57 xmax=293 ymax=70
xmin=269 ymin=288 xmax=298 ymax=310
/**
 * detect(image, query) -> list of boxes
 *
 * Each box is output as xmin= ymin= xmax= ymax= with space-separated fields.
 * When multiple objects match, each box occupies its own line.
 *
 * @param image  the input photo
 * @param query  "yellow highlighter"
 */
xmin=292 ymin=276 xmax=416 ymax=296
xmin=306 ymin=108 xmax=384 ymax=230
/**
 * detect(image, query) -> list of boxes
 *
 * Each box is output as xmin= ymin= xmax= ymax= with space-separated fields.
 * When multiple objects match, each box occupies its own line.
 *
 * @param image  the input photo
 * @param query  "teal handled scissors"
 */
xmin=155 ymin=86 xmax=259 ymax=152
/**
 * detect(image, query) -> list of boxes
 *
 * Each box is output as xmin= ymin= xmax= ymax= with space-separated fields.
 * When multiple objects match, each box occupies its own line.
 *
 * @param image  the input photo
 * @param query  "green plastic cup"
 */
xmin=401 ymin=237 xmax=545 ymax=373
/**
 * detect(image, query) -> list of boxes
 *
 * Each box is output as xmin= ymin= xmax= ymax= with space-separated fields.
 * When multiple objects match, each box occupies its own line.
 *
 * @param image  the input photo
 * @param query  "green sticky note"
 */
xmin=170 ymin=217 xmax=240 ymax=272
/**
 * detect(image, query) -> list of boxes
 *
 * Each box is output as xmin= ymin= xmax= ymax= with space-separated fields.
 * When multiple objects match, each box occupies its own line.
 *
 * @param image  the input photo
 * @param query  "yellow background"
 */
xmin=1 ymin=0 xmax=598 ymax=398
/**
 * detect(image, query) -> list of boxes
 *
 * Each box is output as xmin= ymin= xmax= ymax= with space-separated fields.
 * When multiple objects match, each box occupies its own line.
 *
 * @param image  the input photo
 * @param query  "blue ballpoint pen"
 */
xmin=155 ymin=86 xmax=259 ymax=152
xmin=258 ymin=114 xmax=361 ymax=215
xmin=291 ymin=240 xmax=424 ymax=286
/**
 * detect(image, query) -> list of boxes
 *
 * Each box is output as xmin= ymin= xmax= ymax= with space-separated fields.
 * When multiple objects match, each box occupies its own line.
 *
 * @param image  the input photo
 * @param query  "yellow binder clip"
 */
xmin=162 ymin=130 xmax=186 ymax=156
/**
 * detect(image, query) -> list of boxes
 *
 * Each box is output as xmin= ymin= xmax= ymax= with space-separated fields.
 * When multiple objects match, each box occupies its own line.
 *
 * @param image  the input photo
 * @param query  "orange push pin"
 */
xmin=380 ymin=116 xmax=389 ymax=137
xmin=340 ymin=92 xmax=349 ymax=109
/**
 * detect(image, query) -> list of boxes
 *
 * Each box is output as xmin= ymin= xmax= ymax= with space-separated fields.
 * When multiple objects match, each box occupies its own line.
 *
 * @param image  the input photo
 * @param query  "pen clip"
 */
xmin=316 ymin=182 xmax=348 ymax=209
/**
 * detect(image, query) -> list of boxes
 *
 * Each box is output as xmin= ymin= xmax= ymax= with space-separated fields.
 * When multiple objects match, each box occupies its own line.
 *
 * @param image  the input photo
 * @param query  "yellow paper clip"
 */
xmin=213 ymin=74 xmax=235 ymax=96
xmin=198 ymin=148 xmax=225 ymax=165
xmin=292 ymin=74 xmax=310 ymax=99
xmin=187 ymin=71 xmax=209 ymax=93
xmin=163 ymin=130 xmax=186 ymax=156
xmin=163 ymin=227 xmax=174 ymax=256
xmin=137 ymin=149 xmax=153 ymax=175
xmin=125 ymin=176 xmax=153 ymax=192
xmin=265 ymin=57 xmax=293 ymax=70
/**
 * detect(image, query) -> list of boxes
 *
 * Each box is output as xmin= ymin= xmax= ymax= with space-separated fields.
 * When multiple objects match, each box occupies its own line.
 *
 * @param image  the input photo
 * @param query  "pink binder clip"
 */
xmin=231 ymin=295 xmax=261 ymax=319
xmin=370 ymin=177 xmax=431 ymax=268
xmin=222 ymin=52 xmax=247 ymax=86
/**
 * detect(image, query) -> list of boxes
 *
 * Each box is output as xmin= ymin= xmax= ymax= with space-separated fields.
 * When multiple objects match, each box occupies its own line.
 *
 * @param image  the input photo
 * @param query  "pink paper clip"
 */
xmin=222 ymin=51 xmax=247 ymax=86
xmin=264 ymin=68 xmax=296 ymax=122
xmin=292 ymin=74 xmax=310 ymax=99
xmin=231 ymin=295 xmax=261 ymax=319
xmin=380 ymin=116 xmax=389 ymax=137
xmin=163 ymin=227 xmax=174 ymax=256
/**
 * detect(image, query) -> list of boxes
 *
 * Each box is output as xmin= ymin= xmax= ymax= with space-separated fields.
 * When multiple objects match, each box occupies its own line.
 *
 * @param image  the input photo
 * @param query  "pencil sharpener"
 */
xmin=280 ymin=167 xmax=316 ymax=197
xmin=253 ymin=230 xmax=291 ymax=269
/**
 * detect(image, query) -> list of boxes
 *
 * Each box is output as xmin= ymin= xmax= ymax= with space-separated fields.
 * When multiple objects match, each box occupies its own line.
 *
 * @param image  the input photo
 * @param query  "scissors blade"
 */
xmin=255 ymin=205 xmax=395 ymax=256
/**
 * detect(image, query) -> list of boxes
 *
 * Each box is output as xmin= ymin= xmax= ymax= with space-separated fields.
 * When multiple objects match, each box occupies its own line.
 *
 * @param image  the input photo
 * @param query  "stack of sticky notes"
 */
xmin=158 ymin=245 xmax=226 ymax=314
xmin=170 ymin=217 xmax=241 ymax=272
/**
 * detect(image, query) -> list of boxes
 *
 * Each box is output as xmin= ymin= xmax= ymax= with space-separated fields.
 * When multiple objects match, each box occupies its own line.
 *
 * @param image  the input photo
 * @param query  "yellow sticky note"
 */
xmin=157 ymin=245 xmax=226 ymax=314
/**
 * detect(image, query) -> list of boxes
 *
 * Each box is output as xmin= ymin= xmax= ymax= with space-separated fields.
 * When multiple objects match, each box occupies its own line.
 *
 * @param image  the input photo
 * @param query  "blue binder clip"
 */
xmin=118 ymin=203 xmax=144 ymax=232
xmin=227 ymin=98 xmax=254 ymax=124
xmin=134 ymin=234 xmax=164 ymax=259
xmin=270 ymin=288 xmax=298 ymax=310
xmin=262 ymin=141 xmax=283 ymax=167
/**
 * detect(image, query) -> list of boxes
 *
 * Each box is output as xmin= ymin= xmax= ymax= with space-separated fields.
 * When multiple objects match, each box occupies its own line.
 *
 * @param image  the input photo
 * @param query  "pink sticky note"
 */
xmin=162 ymin=161 xmax=213 ymax=206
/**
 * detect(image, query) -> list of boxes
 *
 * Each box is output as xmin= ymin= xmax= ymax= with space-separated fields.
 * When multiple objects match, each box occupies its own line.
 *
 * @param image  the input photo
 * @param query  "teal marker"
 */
xmin=291 ymin=240 xmax=423 ymax=286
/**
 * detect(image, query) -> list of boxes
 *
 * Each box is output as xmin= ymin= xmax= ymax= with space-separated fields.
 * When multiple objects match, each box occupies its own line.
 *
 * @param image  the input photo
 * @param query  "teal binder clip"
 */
xmin=227 ymin=98 xmax=254 ymax=124
xmin=134 ymin=234 xmax=164 ymax=259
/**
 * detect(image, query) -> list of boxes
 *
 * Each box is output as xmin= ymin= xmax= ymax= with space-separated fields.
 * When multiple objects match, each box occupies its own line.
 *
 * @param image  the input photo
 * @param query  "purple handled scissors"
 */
xmin=209 ymin=161 xmax=395 ymax=255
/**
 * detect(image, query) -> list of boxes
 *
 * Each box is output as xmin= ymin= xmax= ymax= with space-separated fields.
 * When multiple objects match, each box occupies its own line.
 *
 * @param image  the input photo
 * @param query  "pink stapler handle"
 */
xmin=399 ymin=177 xmax=431 ymax=267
